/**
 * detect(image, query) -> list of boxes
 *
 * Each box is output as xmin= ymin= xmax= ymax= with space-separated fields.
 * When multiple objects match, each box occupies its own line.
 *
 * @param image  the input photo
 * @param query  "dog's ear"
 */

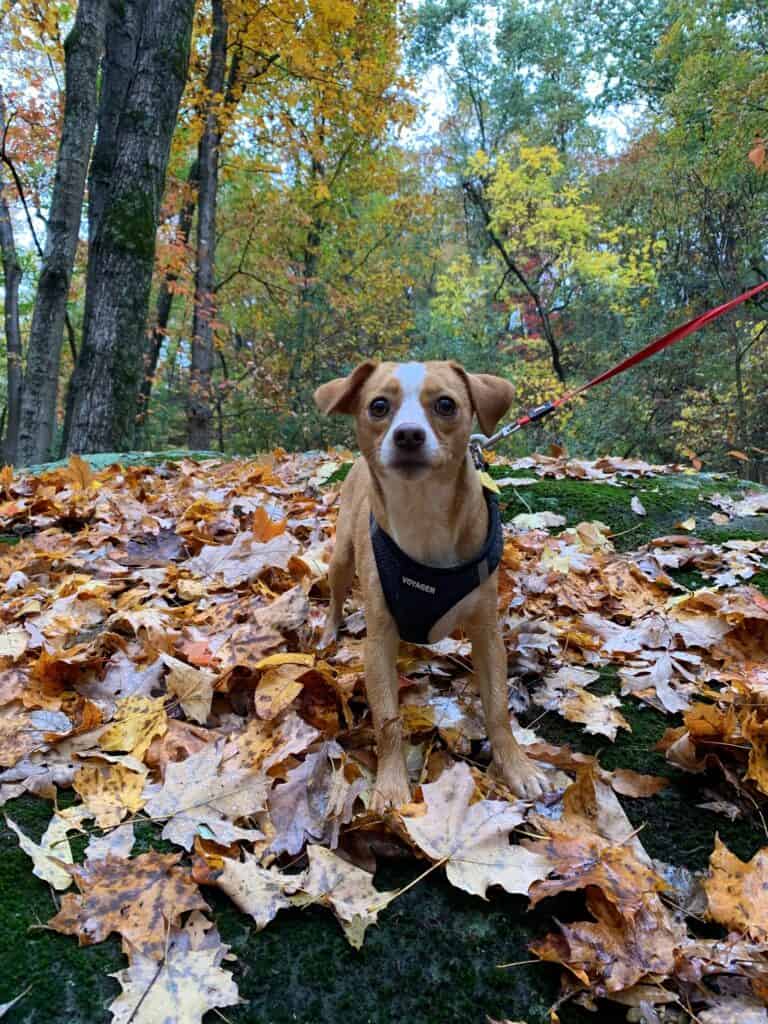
xmin=450 ymin=363 xmax=515 ymax=437
xmin=314 ymin=361 xmax=378 ymax=415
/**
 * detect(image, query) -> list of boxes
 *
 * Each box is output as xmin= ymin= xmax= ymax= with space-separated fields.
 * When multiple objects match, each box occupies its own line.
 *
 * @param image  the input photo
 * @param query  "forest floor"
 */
xmin=0 ymin=450 xmax=765 ymax=1024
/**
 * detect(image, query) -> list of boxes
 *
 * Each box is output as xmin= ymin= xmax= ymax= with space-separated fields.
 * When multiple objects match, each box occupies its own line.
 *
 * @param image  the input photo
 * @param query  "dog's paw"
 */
xmin=369 ymin=773 xmax=411 ymax=814
xmin=494 ymin=751 xmax=551 ymax=802
xmin=318 ymin=620 xmax=339 ymax=649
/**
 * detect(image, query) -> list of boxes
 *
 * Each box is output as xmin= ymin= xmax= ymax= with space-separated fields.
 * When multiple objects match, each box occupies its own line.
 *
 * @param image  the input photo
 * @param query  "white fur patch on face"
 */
xmin=380 ymin=362 xmax=438 ymax=467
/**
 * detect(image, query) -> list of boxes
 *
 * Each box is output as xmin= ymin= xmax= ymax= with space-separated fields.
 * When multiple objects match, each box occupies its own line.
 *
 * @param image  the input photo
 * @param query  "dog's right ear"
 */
xmin=314 ymin=361 xmax=378 ymax=415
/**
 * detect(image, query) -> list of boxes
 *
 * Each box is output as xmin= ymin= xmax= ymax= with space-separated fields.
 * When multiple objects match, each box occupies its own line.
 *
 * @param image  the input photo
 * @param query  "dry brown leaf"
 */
xmin=531 ymin=888 xmax=682 ymax=994
xmin=161 ymin=654 xmax=216 ymax=725
xmin=403 ymin=761 xmax=550 ymax=898
xmin=254 ymin=663 xmax=305 ymax=720
xmin=99 ymin=695 xmax=168 ymax=759
xmin=292 ymin=844 xmax=395 ymax=948
xmin=144 ymin=739 xmax=269 ymax=849
xmin=268 ymin=741 xmax=362 ymax=856
xmin=533 ymin=667 xmax=630 ymax=741
xmin=108 ymin=913 xmax=240 ymax=1024
xmin=73 ymin=762 xmax=147 ymax=828
xmin=213 ymin=851 xmax=299 ymax=929
xmin=704 ymin=835 xmax=768 ymax=940
xmin=49 ymin=851 xmax=208 ymax=959
xmin=610 ymin=769 xmax=668 ymax=798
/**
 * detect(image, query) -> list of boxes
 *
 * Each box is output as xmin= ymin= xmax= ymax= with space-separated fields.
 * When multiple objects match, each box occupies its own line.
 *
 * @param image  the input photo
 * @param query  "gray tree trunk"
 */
xmin=136 ymin=158 xmax=199 ymax=443
xmin=187 ymin=0 xmax=228 ymax=450
xmin=0 ymin=92 xmax=23 ymax=464
xmin=15 ymin=0 xmax=107 ymax=465
xmin=63 ymin=0 xmax=195 ymax=454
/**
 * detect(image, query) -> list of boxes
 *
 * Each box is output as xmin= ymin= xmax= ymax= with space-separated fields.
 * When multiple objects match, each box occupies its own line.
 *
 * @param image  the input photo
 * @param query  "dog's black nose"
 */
xmin=393 ymin=424 xmax=426 ymax=451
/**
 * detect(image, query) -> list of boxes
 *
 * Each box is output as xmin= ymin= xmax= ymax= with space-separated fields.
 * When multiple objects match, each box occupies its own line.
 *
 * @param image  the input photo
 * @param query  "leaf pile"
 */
xmin=1 ymin=452 xmax=768 ymax=1022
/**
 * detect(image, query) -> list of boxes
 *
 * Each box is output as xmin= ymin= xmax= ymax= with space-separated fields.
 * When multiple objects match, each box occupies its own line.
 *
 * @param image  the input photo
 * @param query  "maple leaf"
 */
xmin=143 ymin=739 xmax=269 ymax=849
xmin=403 ymin=762 xmax=551 ymax=898
xmin=533 ymin=667 xmax=630 ymax=741
xmin=268 ymin=741 xmax=363 ymax=856
xmin=254 ymin=662 xmax=306 ymax=720
xmin=108 ymin=913 xmax=240 ymax=1024
xmin=49 ymin=851 xmax=208 ymax=959
xmin=531 ymin=888 xmax=682 ymax=994
xmin=291 ymin=844 xmax=395 ymax=948
xmin=212 ymin=851 xmax=300 ymax=929
xmin=6 ymin=812 xmax=74 ymax=890
xmin=99 ymin=695 xmax=168 ymax=759
xmin=85 ymin=822 xmax=135 ymax=862
xmin=525 ymin=818 xmax=666 ymax=914
xmin=704 ymin=835 xmax=768 ymax=940
xmin=184 ymin=531 xmax=299 ymax=587
xmin=619 ymin=649 xmax=701 ymax=713
xmin=161 ymin=654 xmax=216 ymax=725
xmin=73 ymin=761 xmax=148 ymax=828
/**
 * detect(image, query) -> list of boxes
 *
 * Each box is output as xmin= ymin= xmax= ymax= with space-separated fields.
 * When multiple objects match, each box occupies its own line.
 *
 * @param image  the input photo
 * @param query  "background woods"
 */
xmin=0 ymin=0 xmax=766 ymax=474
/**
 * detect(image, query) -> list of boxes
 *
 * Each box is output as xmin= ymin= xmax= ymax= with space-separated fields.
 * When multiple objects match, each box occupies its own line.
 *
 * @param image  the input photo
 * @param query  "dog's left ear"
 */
xmin=314 ymin=361 xmax=378 ymax=415
xmin=450 ymin=363 xmax=515 ymax=437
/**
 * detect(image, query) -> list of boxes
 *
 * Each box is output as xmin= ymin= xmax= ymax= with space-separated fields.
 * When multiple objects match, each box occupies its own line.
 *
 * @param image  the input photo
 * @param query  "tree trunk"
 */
xmin=187 ymin=0 xmax=228 ymax=449
xmin=63 ymin=0 xmax=195 ymax=454
xmin=0 ymin=92 xmax=23 ymax=465
xmin=14 ymin=0 xmax=107 ymax=465
xmin=136 ymin=158 xmax=199 ymax=442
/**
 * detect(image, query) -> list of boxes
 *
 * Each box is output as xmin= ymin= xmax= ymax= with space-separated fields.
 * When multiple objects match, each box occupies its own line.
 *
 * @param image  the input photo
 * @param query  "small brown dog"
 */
xmin=315 ymin=360 xmax=547 ymax=811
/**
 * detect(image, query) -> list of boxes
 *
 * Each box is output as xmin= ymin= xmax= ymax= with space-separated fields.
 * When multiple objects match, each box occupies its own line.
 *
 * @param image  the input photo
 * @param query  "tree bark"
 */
xmin=0 ymin=92 xmax=23 ymax=464
xmin=136 ymin=158 xmax=199 ymax=442
xmin=187 ymin=0 xmax=228 ymax=449
xmin=15 ymin=0 xmax=107 ymax=465
xmin=63 ymin=0 xmax=195 ymax=454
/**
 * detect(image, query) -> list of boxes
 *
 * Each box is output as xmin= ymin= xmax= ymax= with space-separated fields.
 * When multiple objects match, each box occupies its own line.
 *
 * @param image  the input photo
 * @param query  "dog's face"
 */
xmin=314 ymin=360 xmax=515 ymax=480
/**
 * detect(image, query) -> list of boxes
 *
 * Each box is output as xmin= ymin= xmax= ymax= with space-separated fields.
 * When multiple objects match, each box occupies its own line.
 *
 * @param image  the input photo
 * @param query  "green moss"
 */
xmin=530 ymin=670 xmax=763 ymax=870
xmin=493 ymin=470 xmax=768 ymax=551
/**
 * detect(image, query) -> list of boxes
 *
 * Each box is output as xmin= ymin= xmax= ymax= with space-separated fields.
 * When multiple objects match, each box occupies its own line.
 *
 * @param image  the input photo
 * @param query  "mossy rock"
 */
xmin=19 ymin=449 xmax=225 ymax=477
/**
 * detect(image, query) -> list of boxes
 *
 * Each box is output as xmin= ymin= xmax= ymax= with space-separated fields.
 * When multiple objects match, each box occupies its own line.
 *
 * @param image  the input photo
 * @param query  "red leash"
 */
xmin=473 ymin=278 xmax=768 ymax=452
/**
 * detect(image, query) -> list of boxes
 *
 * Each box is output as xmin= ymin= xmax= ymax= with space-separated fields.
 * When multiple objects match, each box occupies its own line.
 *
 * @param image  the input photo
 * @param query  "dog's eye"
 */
xmin=369 ymin=397 xmax=390 ymax=419
xmin=434 ymin=396 xmax=457 ymax=417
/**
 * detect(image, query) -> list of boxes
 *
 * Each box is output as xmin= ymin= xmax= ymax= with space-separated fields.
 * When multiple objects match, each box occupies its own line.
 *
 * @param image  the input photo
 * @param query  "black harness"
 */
xmin=370 ymin=489 xmax=503 ymax=644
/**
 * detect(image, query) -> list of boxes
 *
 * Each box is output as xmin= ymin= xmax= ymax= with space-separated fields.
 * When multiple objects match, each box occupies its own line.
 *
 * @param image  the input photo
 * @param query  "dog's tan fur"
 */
xmin=314 ymin=360 xmax=547 ymax=811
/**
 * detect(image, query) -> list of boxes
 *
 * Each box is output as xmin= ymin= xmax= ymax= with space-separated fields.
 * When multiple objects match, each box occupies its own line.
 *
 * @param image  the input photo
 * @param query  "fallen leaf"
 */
xmin=213 ymin=851 xmax=299 ymax=929
xmin=100 ymin=695 xmax=168 ymax=759
xmin=161 ymin=654 xmax=216 ymax=725
xmin=144 ymin=740 xmax=269 ymax=850
xmin=268 ymin=742 xmax=362 ymax=856
xmin=403 ymin=762 xmax=551 ymax=898
xmin=533 ymin=667 xmax=630 ymax=741
xmin=704 ymin=835 xmax=768 ymax=940
xmin=49 ymin=851 xmax=208 ymax=959
xmin=630 ymin=496 xmax=646 ymax=516
xmin=108 ymin=912 xmax=239 ymax=1023
xmin=73 ymin=762 xmax=147 ymax=828
xmin=6 ymin=813 xmax=74 ymax=890
xmin=292 ymin=844 xmax=394 ymax=948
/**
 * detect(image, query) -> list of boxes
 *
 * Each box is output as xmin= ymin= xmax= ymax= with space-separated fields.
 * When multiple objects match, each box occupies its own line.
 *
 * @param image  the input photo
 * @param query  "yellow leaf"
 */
xmin=254 ymin=652 xmax=314 ymax=670
xmin=100 ymin=696 xmax=168 ymax=759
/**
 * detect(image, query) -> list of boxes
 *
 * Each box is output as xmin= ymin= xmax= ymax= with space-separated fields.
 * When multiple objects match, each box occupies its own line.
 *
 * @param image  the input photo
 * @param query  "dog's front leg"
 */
xmin=466 ymin=618 xmax=548 ymax=801
xmin=365 ymin=624 xmax=411 ymax=812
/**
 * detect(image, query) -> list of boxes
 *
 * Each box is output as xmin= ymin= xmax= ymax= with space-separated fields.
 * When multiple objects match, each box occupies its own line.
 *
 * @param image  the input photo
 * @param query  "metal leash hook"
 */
xmin=465 ymin=276 xmax=768 ymax=473
xmin=469 ymin=400 xmax=557 ymax=469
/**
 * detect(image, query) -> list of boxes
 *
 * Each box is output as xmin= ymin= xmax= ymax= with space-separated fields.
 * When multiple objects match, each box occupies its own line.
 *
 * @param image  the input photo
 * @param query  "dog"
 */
xmin=314 ymin=360 xmax=548 ymax=811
